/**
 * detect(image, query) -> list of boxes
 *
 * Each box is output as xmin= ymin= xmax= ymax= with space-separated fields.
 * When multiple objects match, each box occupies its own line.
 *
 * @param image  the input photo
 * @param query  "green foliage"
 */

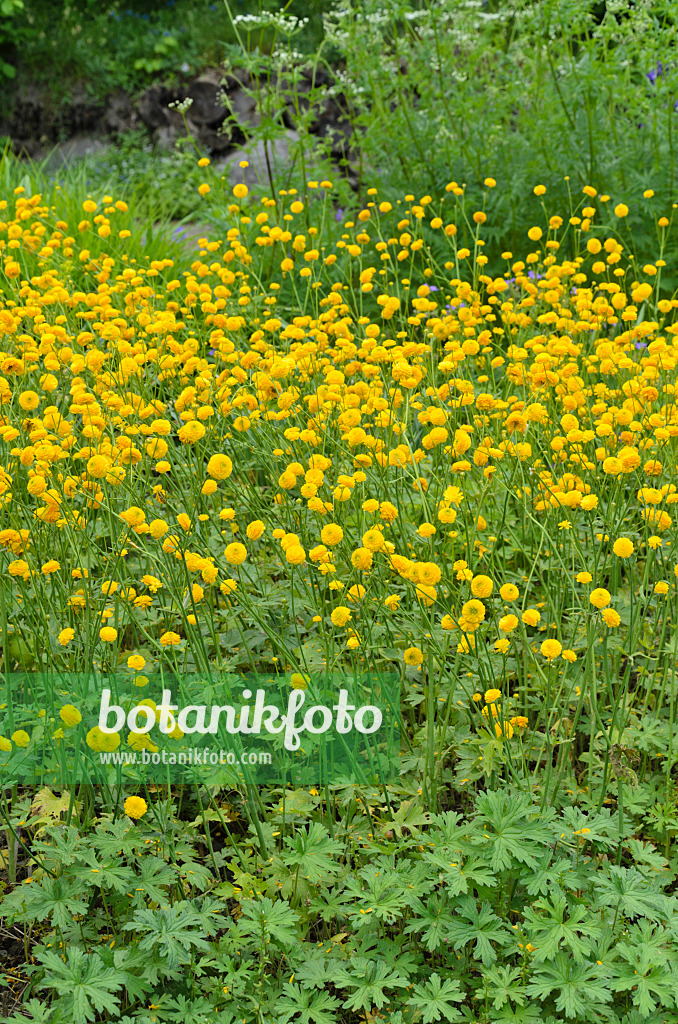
xmin=2 ymin=790 xmax=678 ymax=1023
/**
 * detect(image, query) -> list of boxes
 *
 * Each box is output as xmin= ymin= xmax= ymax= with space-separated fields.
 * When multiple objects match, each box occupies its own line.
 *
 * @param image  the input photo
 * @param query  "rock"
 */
xmin=137 ymin=84 xmax=180 ymax=130
xmin=195 ymin=124 xmax=233 ymax=154
xmin=152 ymin=107 xmax=200 ymax=152
xmin=225 ymin=85 xmax=261 ymax=135
xmin=186 ymin=68 xmax=228 ymax=126
xmin=214 ymin=130 xmax=300 ymax=188
xmin=42 ymin=135 xmax=110 ymax=171
xmin=103 ymin=90 xmax=139 ymax=135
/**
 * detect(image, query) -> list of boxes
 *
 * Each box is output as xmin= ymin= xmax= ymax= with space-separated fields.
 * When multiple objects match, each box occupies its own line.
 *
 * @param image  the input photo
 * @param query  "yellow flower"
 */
xmin=499 ymin=583 xmax=519 ymax=601
xmin=470 ymin=574 xmax=493 ymax=598
xmin=59 ymin=704 xmax=82 ymax=727
xmin=331 ymin=606 xmax=352 ymax=627
xmin=403 ymin=646 xmax=424 ymax=667
xmin=415 ymin=584 xmax=437 ymax=606
xmin=379 ymin=501 xmax=398 ymax=521
xmin=351 ymin=547 xmax=373 ymax=571
xmin=499 ymin=614 xmax=518 ymax=633
xmin=321 ymin=523 xmax=343 ymax=546
xmin=207 ymin=453 xmax=233 ymax=480
xmin=601 ymin=607 xmax=621 ymax=627
xmin=124 ymin=796 xmax=148 ymax=820
xmin=654 ymin=581 xmax=669 ymax=595
xmin=362 ymin=528 xmax=385 ymax=551
xmin=540 ymin=639 xmax=562 ymax=661
xmin=127 ymin=654 xmax=146 ymax=671
xmin=590 ymin=588 xmax=611 ymax=609
xmin=0 ymin=736 xmax=11 ymax=752
xmin=99 ymin=626 xmax=118 ymax=643
xmin=576 ymin=572 xmax=592 ymax=584
xmin=246 ymin=520 xmax=265 ymax=540
xmin=160 ymin=631 xmax=182 ymax=646
xmin=612 ymin=538 xmax=634 ymax=558
xmin=462 ymin=599 xmax=486 ymax=623
xmin=86 ymin=726 xmax=120 ymax=752
xmin=149 ymin=519 xmax=169 ymax=539
xmin=495 ymin=720 xmax=514 ymax=739
xmin=18 ymin=390 xmax=39 ymax=411
xmin=177 ymin=421 xmax=206 ymax=444
xmin=484 ymin=688 xmax=501 ymax=703
xmin=86 ymin=454 xmax=111 ymax=479
xmin=58 ymin=628 xmax=75 ymax=647
xmin=522 ymin=608 xmax=541 ymax=627
xmin=11 ymin=729 xmax=30 ymax=747
xmin=286 ymin=544 xmax=306 ymax=565
xmin=290 ymin=673 xmax=309 ymax=690
xmin=224 ymin=542 xmax=247 ymax=565
xmin=120 ymin=507 xmax=146 ymax=528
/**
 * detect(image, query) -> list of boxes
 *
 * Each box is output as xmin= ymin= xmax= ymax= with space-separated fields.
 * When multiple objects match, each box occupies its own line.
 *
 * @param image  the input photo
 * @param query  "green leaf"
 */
xmin=474 ymin=791 xmax=555 ymax=871
xmin=594 ymin=866 xmax=670 ymax=923
xmin=444 ymin=896 xmax=511 ymax=965
xmin=35 ymin=948 xmax=122 ymax=1024
xmin=276 ymin=982 xmax=340 ymax=1024
xmin=238 ymin=897 xmax=300 ymax=948
xmin=283 ymin=822 xmax=343 ymax=884
xmin=526 ymin=954 xmax=613 ymax=1019
xmin=334 ymin=958 xmax=409 ymax=1011
xmin=407 ymin=972 xmax=463 ymax=1023
xmin=523 ymin=895 xmax=594 ymax=962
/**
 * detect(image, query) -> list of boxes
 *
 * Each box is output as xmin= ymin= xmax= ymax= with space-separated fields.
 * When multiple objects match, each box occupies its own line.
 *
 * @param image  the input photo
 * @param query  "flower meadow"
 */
xmin=1 ymin=166 xmax=678 ymax=1022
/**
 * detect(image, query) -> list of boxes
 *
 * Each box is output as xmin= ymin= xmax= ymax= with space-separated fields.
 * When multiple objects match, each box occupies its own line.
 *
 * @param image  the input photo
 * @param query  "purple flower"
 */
xmin=647 ymin=62 xmax=665 ymax=86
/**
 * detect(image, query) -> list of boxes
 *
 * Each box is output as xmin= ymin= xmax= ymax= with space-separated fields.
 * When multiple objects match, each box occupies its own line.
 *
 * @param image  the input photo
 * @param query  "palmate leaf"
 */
xmin=159 ymin=993 xmax=220 ymax=1023
xmin=2 ymin=875 xmax=89 ymax=929
xmin=526 ymin=954 xmax=612 ymax=1019
xmin=89 ymin=818 xmax=144 ymax=857
xmin=293 ymin=955 xmax=343 ymax=990
xmin=334 ymin=958 xmax=409 ymax=1011
xmin=474 ymin=791 xmax=555 ymax=871
xmin=124 ymin=902 xmax=212 ymax=969
xmin=355 ymin=936 xmax=419 ymax=978
xmin=490 ymin=1006 xmax=545 ymax=1024
xmin=35 ymin=947 xmax=123 ymax=1024
xmin=0 ymin=998 xmax=52 ymax=1024
xmin=444 ymin=896 xmax=511 ymax=965
xmin=523 ymin=895 xmax=595 ymax=962
xmin=77 ymin=849 xmax=135 ymax=894
xmin=594 ymin=866 xmax=671 ymax=923
xmin=283 ymin=822 xmax=343 ymax=884
xmin=610 ymin=961 xmax=678 ymax=1018
xmin=405 ymin=894 xmax=455 ymax=951
xmin=481 ymin=964 xmax=527 ymax=1010
xmin=407 ymin=973 xmax=463 ymax=1023
xmin=558 ymin=807 xmax=624 ymax=850
xmin=275 ymin=982 xmax=340 ymax=1024
xmin=238 ymin=897 xmax=300 ymax=948
xmin=130 ymin=855 xmax=179 ymax=905
xmin=610 ymin=920 xmax=678 ymax=1017
xmin=345 ymin=865 xmax=410 ymax=924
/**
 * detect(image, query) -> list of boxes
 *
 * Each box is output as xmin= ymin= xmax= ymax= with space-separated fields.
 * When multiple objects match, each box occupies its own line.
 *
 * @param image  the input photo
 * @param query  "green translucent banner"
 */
xmin=0 ymin=670 xmax=400 ymax=786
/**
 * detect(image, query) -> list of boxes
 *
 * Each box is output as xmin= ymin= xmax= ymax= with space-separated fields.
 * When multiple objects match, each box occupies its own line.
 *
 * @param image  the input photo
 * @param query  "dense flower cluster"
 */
xmin=1 ymin=171 xmax=677 ymax=762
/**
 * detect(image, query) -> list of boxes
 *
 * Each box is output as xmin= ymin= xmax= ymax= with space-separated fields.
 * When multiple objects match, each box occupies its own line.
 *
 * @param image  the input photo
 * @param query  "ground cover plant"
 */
xmin=1 ymin=143 xmax=678 ymax=1020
